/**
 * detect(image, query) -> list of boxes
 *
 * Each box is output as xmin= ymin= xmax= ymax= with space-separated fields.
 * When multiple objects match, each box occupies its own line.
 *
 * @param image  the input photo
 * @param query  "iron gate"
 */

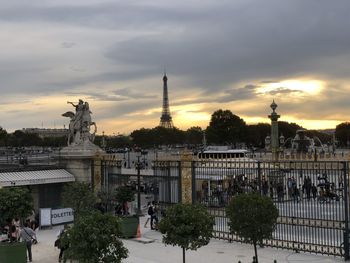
xmin=193 ymin=160 xmax=349 ymax=258
xmin=112 ymin=159 xmax=350 ymax=259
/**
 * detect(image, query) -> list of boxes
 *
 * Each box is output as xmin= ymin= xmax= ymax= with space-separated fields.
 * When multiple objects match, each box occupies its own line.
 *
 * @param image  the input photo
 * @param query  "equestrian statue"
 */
xmin=62 ymin=99 xmax=97 ymax=146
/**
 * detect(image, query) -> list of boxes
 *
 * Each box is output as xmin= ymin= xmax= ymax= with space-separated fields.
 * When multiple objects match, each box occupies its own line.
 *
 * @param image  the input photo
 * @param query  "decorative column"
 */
xmin=268 ymin=100 xmax=280 ymax=161
xmin=180 ymin=150 xmax=193 ymax=204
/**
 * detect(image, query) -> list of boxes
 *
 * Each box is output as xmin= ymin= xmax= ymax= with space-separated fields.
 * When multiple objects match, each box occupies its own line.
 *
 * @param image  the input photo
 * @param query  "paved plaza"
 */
xmin=27 ymin=216 xmax=342 ymax=263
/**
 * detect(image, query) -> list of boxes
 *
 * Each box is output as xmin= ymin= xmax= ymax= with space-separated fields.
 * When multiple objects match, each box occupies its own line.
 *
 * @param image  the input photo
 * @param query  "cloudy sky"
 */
xmin=1 ymin=0 xmax=350 ymax=134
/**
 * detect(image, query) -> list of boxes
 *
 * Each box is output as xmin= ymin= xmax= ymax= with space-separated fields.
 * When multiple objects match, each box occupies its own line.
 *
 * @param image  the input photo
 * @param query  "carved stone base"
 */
xmin=59 ymin=141 xmax=105 ymax=185
xmin=60 ymin=140 xmax=104 ymax=158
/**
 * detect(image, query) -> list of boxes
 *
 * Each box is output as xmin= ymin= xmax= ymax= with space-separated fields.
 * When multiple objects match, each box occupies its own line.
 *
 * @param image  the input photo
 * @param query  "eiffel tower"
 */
xmin=159 ymin=73 xmax=174 ymax=128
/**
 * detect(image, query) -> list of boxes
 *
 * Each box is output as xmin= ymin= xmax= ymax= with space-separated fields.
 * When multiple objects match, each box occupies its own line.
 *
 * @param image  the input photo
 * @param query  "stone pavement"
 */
xmin=29 ymin=216 xmax=341 ymax=263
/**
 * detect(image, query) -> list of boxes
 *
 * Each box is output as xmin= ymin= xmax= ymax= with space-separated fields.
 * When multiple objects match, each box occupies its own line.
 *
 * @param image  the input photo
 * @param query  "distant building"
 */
xmin=22 ymin=128 xmax=68 ymax=138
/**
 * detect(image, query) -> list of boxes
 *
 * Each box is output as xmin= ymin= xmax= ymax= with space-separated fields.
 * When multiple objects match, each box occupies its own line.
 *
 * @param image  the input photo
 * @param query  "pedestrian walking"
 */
xmin=311 ymin=183 xmax=317 ymax=200
xmin=55 ymin=225 xmax=69 ymax=262
xmin=20 ymin=222 xmax=37 ymax=262
xmin=150 ymin=201 xmax=159 ymax=230
xmin=144 ymin=202 xmax=152 ymax=228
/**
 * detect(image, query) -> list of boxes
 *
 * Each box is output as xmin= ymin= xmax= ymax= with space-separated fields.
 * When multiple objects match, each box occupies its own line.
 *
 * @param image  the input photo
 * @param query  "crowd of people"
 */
xmin=0 ymin=214 xmax=38 ymax=262
xmin=197 ymin=172 xmax=343 ymax=206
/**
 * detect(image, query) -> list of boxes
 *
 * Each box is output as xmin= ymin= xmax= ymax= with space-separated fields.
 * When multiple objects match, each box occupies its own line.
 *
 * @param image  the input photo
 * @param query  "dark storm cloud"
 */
xmin=2 ymin=0 xmax=350 ymax=95
xmin=97 ymin=99 xmax=160 ymax=120
xmin=1 ymin=0 xmax=350 ymax=131
xmin=217 ymin=85 xmax=259 ymax=103
xmin=37 ymin=68 xmax=159 ymax=96
xmin=104 ymin=0 xmax=350 ymax=92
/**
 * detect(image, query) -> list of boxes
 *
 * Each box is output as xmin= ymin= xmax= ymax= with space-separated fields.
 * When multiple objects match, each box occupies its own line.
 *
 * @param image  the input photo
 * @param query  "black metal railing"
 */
xmin=147 ymin=159 xmax=350 ymax=259
xmin=191 ymin=160 xmax=349 ymax=258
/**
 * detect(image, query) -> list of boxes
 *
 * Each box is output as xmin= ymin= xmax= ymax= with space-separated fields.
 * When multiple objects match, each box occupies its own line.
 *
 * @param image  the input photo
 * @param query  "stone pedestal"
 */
xmin=59 ymin=141 xmax=105 ymax=188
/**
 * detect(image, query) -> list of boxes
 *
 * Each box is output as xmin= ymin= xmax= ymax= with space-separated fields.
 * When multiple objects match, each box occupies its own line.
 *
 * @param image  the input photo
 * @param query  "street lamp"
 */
xmin=135 ymin=152 xmax=143 ymax=216
xmin=127 ymin=148 xmax=131 ymax=169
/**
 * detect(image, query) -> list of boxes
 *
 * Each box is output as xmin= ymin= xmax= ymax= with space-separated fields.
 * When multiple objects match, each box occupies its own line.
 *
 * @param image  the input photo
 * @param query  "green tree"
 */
xmin=41 ymin=136 xmax=66 ymax=147
xmin=95 ymin=134 xmax=132 ymax=149
xmin=226 ymin=193 xmax=279 ymax=263
xmin=278 ymin=121 xmax=303 ymax=143
xmin=114 ymin=186 xmax=135 ymax=215
xmin=130 ymin=128 xmax=153 ymax=148
xmin=185 ymin=126 xmax=203 ymax=145
xmin=62 ymin=182 xmax=97 ymax=217
xmin=206 ymin=109 xmax=246 ymax=145
xmin=62 ymin=211 xmax=128 ymax=263
xmin=0 ymin=127 xmax=8 ymax=146
xmin=246 ymin=123 xmax=271 ymax=147
xmin=335 ymin=122 xmax=350 ymax=147
xmin=131 ymin=127 xmax=186 ymax=147
xmin=158 ymin=203 xmax=214 ymax=263
xmin=0 ymin=187 xmax=33 ymax=225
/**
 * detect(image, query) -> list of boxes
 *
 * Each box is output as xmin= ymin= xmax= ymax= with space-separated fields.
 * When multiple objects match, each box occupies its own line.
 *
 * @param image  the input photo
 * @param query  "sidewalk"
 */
xmin=30 ymin=216 xmax=342 ymax=263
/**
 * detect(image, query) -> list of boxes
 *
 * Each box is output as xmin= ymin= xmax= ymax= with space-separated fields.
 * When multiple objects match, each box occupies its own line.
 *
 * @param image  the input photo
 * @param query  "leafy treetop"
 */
xmin=62 ymin=182 xmax=97 ymax=217
xmin=61 ymin=211 xmax=128 ymax=263
xmin=114 ymin=186 xmax=135 ymax=205
xmin=0 ymin=187 xmax=33 ymax=225
xmin=158 ymin=203 xmax=214 ymax=251
xmin=226 ymin=193 xmax=279 ymax=263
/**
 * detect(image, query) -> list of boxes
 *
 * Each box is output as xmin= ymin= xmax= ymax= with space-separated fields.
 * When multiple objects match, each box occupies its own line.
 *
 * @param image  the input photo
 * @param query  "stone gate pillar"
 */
xmin=180 ymin=150 xmax=193 ymax=204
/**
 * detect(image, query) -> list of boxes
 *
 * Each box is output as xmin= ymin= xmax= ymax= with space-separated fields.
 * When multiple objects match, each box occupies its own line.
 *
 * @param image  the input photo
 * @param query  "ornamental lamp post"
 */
xmin=268 ymin=100 xmax=280 ymax=161
xmin=135 ymin=152 xmax=143 ymax=216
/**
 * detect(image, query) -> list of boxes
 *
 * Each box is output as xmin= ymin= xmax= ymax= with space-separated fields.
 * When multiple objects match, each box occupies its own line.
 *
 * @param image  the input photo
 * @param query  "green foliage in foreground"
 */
xmin=0 ymin=187 xmax=33 ymax=225
xmin=62 ymin=182 xmax=97 ymax=217
xmin=114 ymin=186 xmax=135 ymax=204
xmin=62 ymin=212 xmax=128 ymax=263
xmin=159 ymin=203 xmax=214 ymax=263
xmin=226 ymin=193 xmax=279 ymax=263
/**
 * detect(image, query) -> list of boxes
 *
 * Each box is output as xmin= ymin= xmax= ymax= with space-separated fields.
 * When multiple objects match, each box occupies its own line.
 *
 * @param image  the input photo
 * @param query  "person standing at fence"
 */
xmin=311 ymin=183 xmax=317 ymax=200
xmin=293 ymin=183 xmax=299 ymax=203
xmin=287 ymin=177 xmax=293 ymax=199
xmin=262 ymin=178 xmax=269 ymax=196
xmin=304 ymin=176 xmax=312 ymax=200
xmin=277 ymin=182 xmax=284 ymax=202
xmin=269 ymin=182 xmax=274 ymax=199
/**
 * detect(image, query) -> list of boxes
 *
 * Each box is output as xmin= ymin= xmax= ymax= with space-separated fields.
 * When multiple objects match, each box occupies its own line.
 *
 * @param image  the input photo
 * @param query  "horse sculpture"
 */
xmin=62 ymin=100 xmax=97 ymax=146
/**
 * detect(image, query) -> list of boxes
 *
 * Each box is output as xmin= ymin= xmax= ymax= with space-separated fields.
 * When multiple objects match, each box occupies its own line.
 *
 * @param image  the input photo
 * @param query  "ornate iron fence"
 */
xmin=192 ymin=160 xmax=349 ymax=258
xmin=114 ymin=159 xmax=350 ymax=259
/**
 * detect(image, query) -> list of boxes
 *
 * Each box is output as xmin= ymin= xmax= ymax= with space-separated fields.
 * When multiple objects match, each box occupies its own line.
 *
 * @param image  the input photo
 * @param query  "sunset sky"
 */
xmin=0 ymin=0 xmax=350 ymax=135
